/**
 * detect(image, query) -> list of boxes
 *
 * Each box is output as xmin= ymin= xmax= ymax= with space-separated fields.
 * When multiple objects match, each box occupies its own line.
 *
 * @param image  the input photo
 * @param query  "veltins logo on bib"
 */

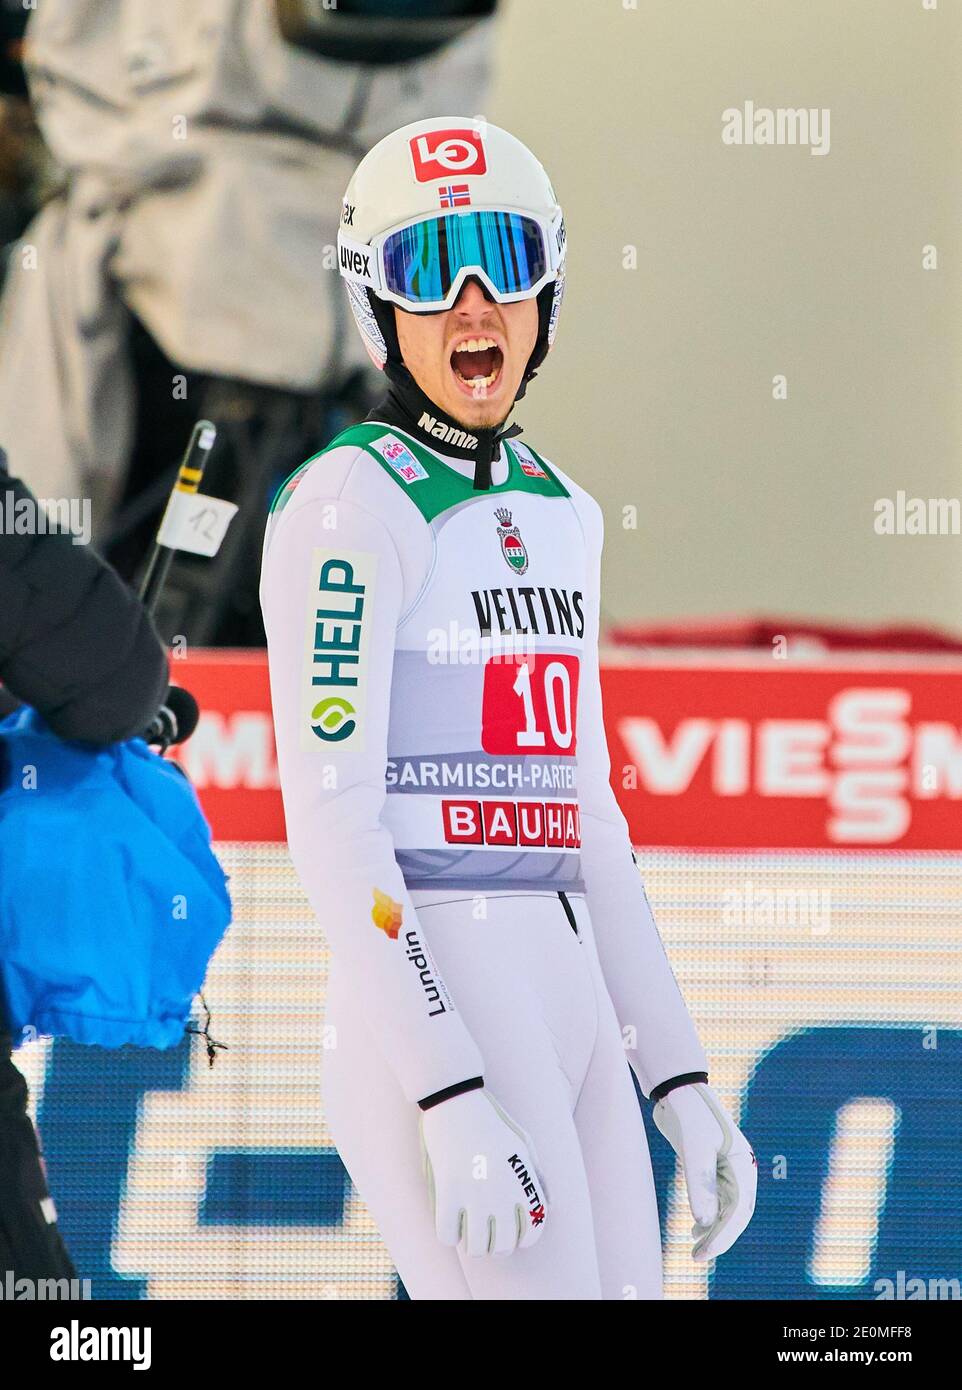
xmin=302 ymin=549 xmax=376 ymax=751
xmin=495 ymin=507 xmax=528 ymax=576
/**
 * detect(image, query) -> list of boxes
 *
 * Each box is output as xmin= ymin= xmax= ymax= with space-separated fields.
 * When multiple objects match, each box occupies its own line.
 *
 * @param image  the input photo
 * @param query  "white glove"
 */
xmin=419 ymin=1088 xmax=548 ymax=1257
xmin=653 ymin=1082 xmax=756 ymax=1262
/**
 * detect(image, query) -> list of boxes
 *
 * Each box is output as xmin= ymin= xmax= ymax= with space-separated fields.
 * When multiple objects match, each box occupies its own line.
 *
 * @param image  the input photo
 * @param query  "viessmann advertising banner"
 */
xmin=17 ymin=651 xmax=962 ymax=1300
xmin=168 ymin=650 xmax=962 ymax=851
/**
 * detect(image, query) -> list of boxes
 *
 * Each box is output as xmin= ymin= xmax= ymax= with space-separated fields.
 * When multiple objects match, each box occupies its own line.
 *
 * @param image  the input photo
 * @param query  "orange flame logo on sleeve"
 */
xmin=371 ymin=888 xmax=403 ymax=939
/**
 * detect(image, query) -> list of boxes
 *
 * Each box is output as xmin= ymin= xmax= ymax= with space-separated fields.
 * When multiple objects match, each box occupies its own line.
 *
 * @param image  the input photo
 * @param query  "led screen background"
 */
xmin=17 ymin=841 xmax=960 ymax=1300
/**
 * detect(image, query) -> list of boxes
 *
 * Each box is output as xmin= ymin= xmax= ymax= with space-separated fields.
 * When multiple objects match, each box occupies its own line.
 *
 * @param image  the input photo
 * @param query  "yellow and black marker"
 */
xmin=138 ymin=420 xmax=218 ymax=616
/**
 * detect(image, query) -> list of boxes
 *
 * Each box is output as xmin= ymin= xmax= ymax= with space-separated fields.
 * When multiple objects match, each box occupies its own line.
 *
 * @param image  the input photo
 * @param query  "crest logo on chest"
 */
xmin=495 ymin=507 xmax=529 ymax=576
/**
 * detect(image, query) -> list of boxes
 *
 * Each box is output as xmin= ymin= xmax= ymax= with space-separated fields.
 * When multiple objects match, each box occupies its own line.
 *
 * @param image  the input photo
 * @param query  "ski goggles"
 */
xmin=338 ymin=207 xmax=565 ymax=313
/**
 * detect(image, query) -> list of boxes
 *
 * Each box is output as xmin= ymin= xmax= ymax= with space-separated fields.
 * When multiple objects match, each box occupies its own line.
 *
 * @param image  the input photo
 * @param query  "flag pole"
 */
xmin=138 ymin=420 xmax=218 ymax=617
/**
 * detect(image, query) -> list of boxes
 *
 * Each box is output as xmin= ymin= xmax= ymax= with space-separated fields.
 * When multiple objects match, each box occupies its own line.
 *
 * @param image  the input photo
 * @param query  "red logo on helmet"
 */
xmin=409 ymin=129 xmax=487 ymax=182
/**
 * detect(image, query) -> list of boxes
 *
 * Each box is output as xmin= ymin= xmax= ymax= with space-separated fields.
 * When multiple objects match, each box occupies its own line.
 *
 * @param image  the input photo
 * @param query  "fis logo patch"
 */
xmin=495 ymin=507 xmax=529 ymax=575
xmin=302 ymin=549 xmax=376 ymax=751
xmin=511 ymin=442 xmax=547 ymax=479
xmin=373 ymin=434 xmax=428 ymax=485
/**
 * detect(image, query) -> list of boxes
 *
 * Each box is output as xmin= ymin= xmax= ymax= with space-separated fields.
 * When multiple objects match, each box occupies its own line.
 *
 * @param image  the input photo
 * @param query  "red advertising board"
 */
xmin=170 ymin=651 xmax=962 ymax=849
xmin=602 ymin=660 xmax=962 ymax=849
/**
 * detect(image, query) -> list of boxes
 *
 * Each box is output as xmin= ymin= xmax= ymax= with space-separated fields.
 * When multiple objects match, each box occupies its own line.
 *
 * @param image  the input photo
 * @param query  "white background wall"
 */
xmin=488 ymin=0 xmax=962 ymax=632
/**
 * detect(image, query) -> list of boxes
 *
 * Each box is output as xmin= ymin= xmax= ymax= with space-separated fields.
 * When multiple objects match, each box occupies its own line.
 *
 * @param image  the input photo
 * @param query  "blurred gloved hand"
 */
xmin=653 ymin=1082 xmax=757 ymax=1261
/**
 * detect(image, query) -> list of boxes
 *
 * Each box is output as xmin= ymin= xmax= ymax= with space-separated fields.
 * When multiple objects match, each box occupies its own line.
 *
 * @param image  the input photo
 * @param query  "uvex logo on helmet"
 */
xmin=410 ymin=128 xmax=487 ymax=183
xmin=339 ymin=245 xmax=371 ymax=278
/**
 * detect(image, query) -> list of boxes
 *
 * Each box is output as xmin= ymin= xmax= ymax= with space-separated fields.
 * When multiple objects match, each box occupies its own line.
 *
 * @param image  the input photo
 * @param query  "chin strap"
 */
xmin=365 ymin=279 xmax=554 ymax=492
xmin=471 ymin=418 xmax=523 ymax=491
xmin=372 ymin=360 xmax=526 ymax=492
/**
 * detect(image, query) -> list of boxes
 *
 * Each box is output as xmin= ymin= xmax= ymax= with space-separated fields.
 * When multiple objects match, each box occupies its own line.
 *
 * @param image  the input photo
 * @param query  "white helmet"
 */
xmin=337 ymin=117 xmax=566 ymax=385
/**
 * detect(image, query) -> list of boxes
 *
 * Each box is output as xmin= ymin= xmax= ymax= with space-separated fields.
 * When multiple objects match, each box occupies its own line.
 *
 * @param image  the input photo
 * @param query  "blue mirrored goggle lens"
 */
xmin=381 ymin=210 xmax=548 ymax=305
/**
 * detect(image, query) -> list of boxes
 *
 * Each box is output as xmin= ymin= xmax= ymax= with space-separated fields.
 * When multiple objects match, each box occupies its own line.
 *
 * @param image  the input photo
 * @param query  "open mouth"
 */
xmin=449 ymin=336 xmax=505 ymax=398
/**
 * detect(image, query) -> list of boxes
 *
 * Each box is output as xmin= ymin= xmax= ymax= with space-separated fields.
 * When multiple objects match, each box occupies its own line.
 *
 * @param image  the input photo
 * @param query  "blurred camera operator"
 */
xmin=0 ymin=0 xmax=496 ymax=644
xmin=0 ymin=444 xmax=168 ymax=1288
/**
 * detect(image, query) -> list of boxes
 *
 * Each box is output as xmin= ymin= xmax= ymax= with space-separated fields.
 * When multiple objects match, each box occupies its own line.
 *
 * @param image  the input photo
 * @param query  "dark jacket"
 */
xmin=0 ymin=449 xmax=168 ymax=744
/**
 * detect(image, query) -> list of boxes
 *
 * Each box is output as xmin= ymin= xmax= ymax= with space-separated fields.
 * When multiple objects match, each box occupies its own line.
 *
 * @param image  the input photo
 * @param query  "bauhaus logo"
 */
xmin=442 ymin=797 xmax=581 ymax=849
xmin=409 ymin=128 xmax=487 ymax=182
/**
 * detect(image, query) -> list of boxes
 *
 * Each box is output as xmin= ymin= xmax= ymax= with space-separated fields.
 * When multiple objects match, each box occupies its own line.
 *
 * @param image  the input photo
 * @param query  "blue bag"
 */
xmin=0 ymin=706 xmax=231 ymax=1048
